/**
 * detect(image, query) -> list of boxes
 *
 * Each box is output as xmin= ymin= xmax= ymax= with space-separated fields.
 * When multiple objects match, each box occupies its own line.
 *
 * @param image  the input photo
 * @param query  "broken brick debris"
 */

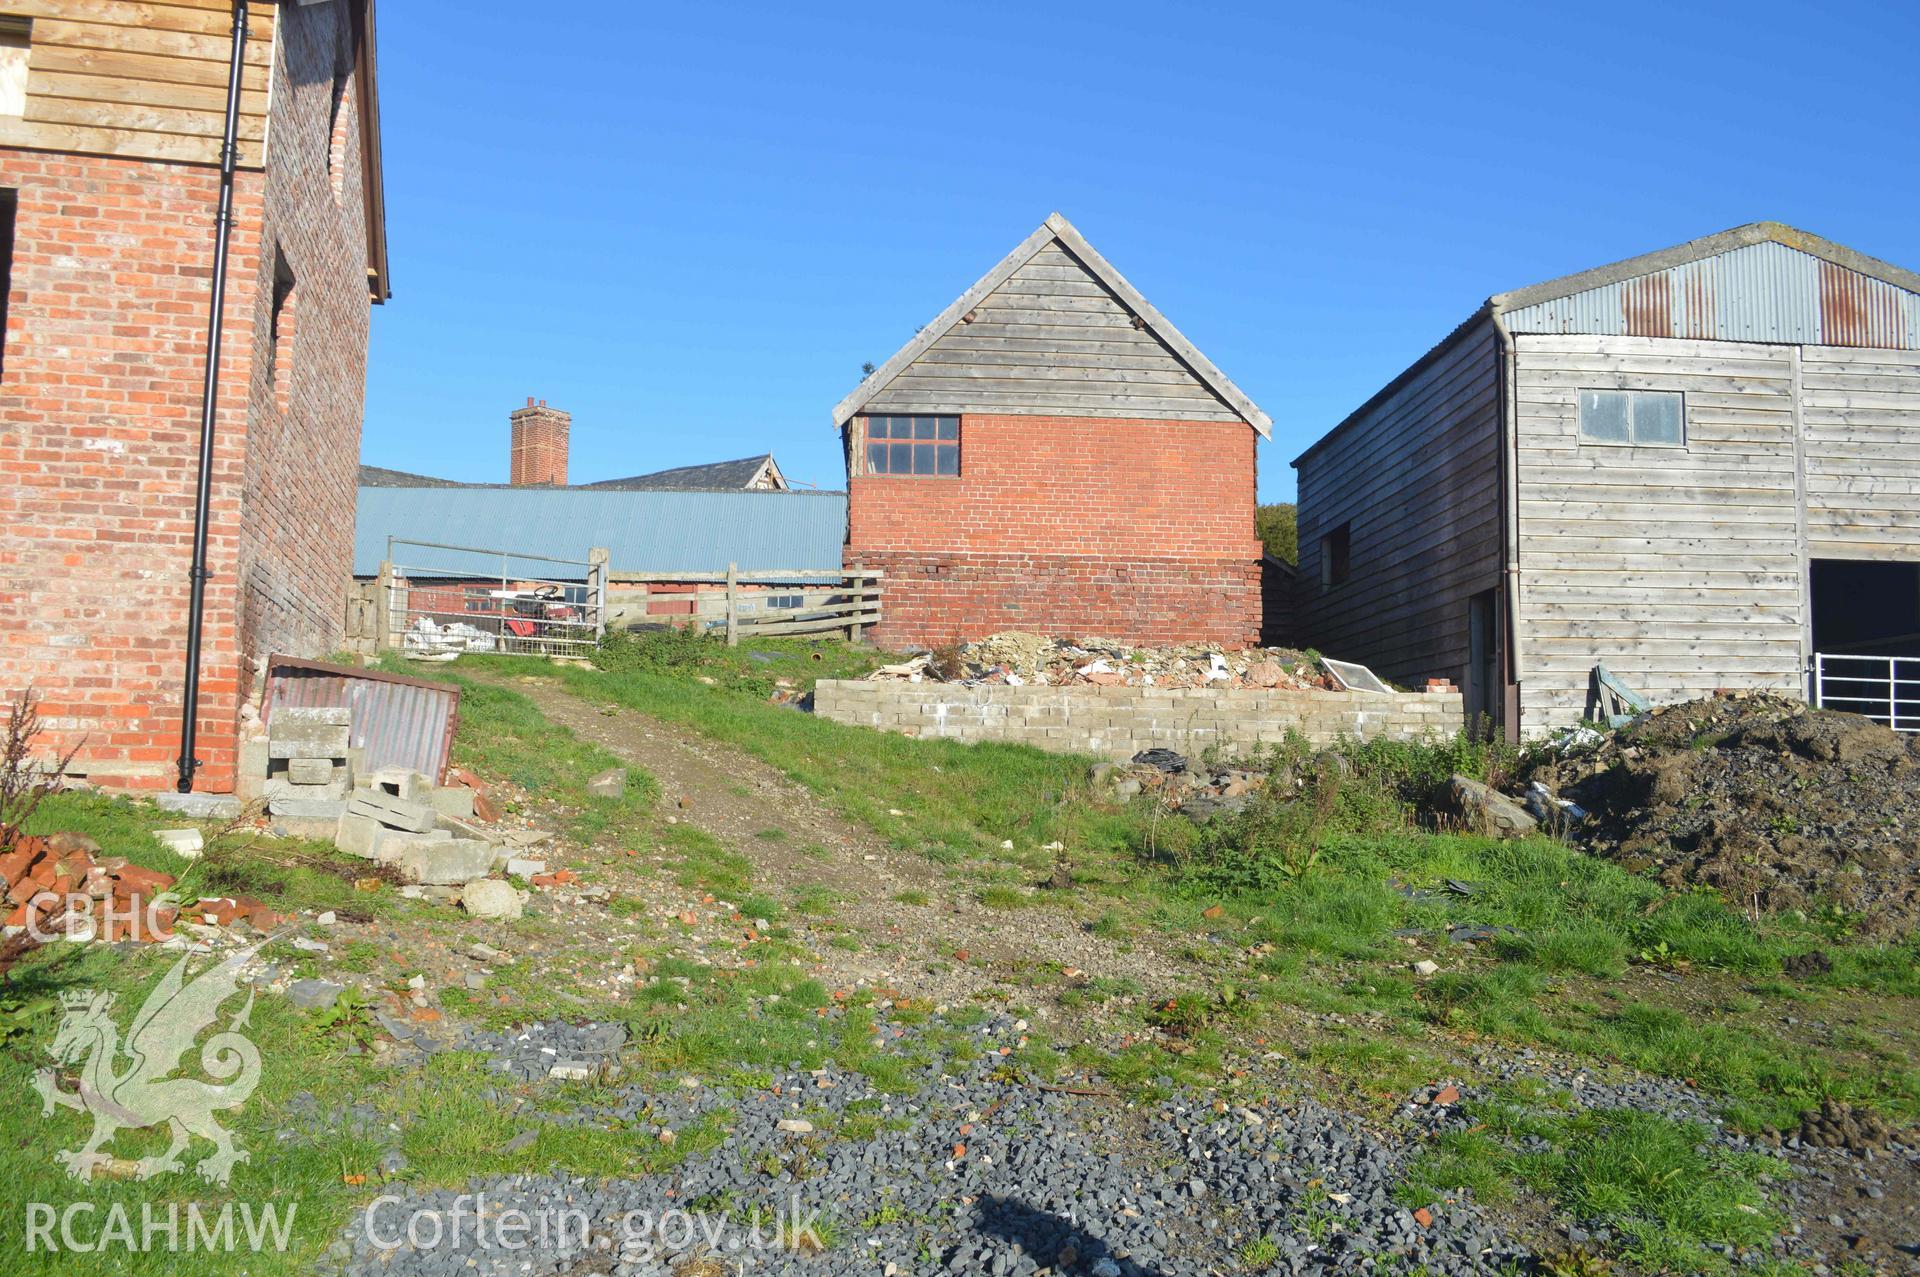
xmin=868 ymin=632 xmax=1337 ymax=692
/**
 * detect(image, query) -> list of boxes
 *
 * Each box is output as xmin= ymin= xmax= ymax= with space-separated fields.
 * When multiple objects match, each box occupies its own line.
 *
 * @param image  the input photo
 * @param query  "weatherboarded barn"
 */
xmin=1293 ymin=223 xmax=1920 ymax=738
xmin=834 ymin=213 xmax=1270 ymax=650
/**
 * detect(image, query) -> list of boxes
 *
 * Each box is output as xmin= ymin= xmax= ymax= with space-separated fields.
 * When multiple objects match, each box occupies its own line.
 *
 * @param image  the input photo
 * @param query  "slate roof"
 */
xmin=358 ymin=464 xmax=475 ymax=488
xmin=357 ymin=454 xmax=785 ymax=492
xmin=354 ymin=487 xmax=847 ymax=580
xmin=580 ymin=455 xmax=778 ymax=491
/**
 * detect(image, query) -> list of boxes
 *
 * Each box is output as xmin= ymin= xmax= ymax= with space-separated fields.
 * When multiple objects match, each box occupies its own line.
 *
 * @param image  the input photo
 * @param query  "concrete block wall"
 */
xmin=813 ymin=681 xmax=1464 ymax=760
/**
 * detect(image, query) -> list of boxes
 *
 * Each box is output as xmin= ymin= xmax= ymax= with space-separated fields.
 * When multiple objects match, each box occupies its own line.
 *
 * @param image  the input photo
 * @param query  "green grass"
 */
xmin=373 ymin=657 xmax=657 ymax=842
xmin=440 ymin=649 xmax=1920 ymax=1132
xmin=0 ymin=941 xmax=410 ymax=1275
xmin=23 ymin=788 xmax=408 ymax=925
xmin=1156 ymin=823 xmax=1920 ymax=1125
xmin=447 ymin=653 xmax=1136 ymax=862
xmin=1400 ymin=1103 xmax=1783 ymax=1274
xmin=662 ymin=823 xmax=752 ymax=898
xmin=593 ymin=629 xmax=890 ymax=696
xmin=790 ymin=884 xmax=847 ymax=917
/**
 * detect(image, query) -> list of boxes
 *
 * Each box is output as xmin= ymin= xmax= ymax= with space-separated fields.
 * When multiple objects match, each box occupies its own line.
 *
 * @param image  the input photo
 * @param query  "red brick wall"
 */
xmin=846 ymin=414 xmax=1260 ymax=648
xmin=0 ymin=151 xmax=261 ymax=790
xmin=237 ymin=0 xmax=372 ymax=713
xmin=510 ymin=400 xmax=569 ymax=487
xmin=0 ymin=3 xmax=374 ymax=791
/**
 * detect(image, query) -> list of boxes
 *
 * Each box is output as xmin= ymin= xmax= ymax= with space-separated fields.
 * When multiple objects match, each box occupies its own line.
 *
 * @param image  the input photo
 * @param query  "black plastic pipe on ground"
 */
xmin=175 ymin=0 xmax=250 ymax=793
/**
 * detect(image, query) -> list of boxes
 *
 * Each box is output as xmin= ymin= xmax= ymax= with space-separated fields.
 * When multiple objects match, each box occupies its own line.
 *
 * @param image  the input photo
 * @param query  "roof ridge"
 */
xmin=1491 ymin=221 xmax=1920 ymax=312
xmin=830 ymin=213 xmax=1270 ymax=437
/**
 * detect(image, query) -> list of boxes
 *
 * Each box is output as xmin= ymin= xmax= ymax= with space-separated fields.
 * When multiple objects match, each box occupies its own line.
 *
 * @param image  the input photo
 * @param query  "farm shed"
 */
xmin=1293 ymin=222 xmax=1920 ymax=738
xmin=834 ymin=213 xmax=1271 ymax=650
xmin=350 ymin=484 xmax=852 ymax=638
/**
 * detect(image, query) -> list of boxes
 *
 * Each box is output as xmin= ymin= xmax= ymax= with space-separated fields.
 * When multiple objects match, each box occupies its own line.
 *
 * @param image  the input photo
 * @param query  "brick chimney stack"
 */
xmin=509 ymin=397 xmax=570 ymax=486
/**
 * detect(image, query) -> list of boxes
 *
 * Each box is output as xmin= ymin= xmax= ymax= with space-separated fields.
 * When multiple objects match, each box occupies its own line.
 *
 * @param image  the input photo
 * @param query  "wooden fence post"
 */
xmin=846 ymin=571 xmax=860 ymax=644
xmin=724 ymin=562 xmax=738 ymax=647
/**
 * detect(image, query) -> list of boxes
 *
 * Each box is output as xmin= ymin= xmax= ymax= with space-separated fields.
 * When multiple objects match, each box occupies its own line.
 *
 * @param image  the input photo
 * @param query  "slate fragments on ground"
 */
xmin=327 ymin=1009 xmax=1537 ymax=1277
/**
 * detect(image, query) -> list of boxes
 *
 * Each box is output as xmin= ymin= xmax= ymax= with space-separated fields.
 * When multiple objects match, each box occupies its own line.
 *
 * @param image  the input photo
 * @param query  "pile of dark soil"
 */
xmin=1536 ymin=693 xmax=1920 ymax=934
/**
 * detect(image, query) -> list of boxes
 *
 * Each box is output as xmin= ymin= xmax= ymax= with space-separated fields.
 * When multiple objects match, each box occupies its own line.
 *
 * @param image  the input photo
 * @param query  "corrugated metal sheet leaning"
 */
xmin=262 ymin=656 xmax=460 ymax=781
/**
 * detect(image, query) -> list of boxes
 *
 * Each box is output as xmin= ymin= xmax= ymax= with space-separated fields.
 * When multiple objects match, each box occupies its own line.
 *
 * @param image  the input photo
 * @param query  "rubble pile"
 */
xmin=0 ymin=831 xmax=283 ymax=945
xmin=870 ymin=631 xmax=1334 ymax=690
xmin=1096 ymin=749 xmax=1271 ymax=824
xmin=331 ymin=763 xmax=583 ymax=918
xmin=1533 ymin=693 xmax=1920 ymax=933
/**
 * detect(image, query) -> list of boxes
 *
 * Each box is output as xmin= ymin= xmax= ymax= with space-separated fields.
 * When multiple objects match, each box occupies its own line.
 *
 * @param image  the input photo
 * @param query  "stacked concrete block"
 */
xmin=346 ymin=788 xmax=438 ymax=833
xmin=335 ymin=774 xmax=507 ymax=891
xmin=264 ymin=707 xmax=353 ymax=817
xmin=371 ymin=767 xmax=434 ymax=802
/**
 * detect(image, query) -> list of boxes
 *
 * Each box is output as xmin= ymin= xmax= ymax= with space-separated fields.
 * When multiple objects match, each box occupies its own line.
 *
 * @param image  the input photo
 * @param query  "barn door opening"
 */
xmin=1810 ymin=559 xmax=1920 ymax=731
xmin=1466 ymin=588 xmax=1499 ymax=738
xmin=1812 ymin=559 xmax=1920 ymax=658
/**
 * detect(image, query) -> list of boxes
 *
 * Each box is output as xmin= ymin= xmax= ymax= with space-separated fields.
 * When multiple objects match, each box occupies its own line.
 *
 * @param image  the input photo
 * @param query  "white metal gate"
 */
xmin=384 ymin=539 xmax=606 ymax=660
xmin=1811 ymin=653 xmax=1920 ymax=732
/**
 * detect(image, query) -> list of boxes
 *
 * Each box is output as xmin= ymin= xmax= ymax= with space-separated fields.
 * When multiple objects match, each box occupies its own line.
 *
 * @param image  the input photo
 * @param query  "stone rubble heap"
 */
xmin=329 ymin=761 xmax=600 ymax=920
xmin=869 ymin=631 xmax=1334 ymax=691
xmin=1095 ymin=749 xmax=1271 ymax=824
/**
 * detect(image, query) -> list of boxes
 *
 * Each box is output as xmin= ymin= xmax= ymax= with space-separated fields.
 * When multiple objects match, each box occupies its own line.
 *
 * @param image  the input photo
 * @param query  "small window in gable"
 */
xmin=1579 ymin=390 xmax=1684 ymax=446
xmin=0 ymin=18 xmax=28 ymax=118
xmin=1320 ymin=522 xmax=1351 ymax=589
xmin=864 ymin=415 xmax=959 ymax=477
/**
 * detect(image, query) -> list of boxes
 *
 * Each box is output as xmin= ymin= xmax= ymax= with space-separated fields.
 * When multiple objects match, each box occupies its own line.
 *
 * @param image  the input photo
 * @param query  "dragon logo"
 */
xmin=31 ymin=942 xmax=269 ymax=1186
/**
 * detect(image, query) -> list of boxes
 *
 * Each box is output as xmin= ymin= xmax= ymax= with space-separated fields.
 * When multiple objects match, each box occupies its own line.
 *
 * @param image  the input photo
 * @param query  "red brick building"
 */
xmin=0 ymin=2 xmax=389 ymax=791
xmin=835 ymin=214 xmax=1269 ymax=649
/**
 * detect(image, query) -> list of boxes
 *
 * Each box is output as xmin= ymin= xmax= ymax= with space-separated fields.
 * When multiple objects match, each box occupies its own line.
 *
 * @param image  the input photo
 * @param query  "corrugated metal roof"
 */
xmin=1502 ymin=237 xmax=1920 ymax=348
xmin=354 ymin=487 xmax=848 ymax=579
xmin=263 ymin=655 xmax=460 ymax=781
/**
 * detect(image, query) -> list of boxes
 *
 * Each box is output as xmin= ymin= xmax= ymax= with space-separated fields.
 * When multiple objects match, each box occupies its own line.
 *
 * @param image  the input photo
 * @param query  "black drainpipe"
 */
xmin=175 ymin=0 xmax=250 ymax=793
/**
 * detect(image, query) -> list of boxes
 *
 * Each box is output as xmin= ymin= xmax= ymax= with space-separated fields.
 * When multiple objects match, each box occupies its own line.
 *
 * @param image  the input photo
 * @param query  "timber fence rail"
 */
xmin=606 ymin=567 xmax=882 ymax=645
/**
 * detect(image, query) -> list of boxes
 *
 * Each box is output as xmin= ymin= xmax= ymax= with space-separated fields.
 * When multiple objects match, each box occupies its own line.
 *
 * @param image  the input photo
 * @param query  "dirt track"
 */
xmin=467 ymin=668 xmax=1187 ymax=1022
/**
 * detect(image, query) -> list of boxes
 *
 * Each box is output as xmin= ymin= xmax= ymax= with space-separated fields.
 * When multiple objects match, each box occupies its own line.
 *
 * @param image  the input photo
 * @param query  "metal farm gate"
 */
xmin=1811 ymin=653 xmax=1920 ymax=733
xmin=384 ymin=539 xmax=607 ymax=660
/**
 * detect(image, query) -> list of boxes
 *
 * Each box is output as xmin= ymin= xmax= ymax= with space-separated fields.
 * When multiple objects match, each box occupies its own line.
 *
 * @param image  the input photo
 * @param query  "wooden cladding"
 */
xmin=0 ymin=1 xmax=276 ymax=167
xmin=863 ymin=242 xmax=1246 ymax=423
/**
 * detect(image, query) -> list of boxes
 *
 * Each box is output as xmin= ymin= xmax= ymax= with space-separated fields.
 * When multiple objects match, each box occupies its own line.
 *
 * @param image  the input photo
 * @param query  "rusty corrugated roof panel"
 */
xmin=1502 ymin=234 xmax=1919 ymax=349
xmin=262 ymin=655 xmax=460 ymax=782
xmin=1623 ymin=273 xmax=1672 ymax=338
xmin=1818 ymin=258 xmax=1913 ymax=347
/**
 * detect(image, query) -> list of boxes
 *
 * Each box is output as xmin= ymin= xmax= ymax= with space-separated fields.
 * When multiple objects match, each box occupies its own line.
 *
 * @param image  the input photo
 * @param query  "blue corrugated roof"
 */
xmin=354 ymin=487 xmax=847 ymax=579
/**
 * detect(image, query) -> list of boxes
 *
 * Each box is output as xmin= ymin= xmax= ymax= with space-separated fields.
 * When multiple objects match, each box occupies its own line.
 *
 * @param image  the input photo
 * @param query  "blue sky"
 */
xmin=362 ymin=1 xmax=1920 ymax=502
